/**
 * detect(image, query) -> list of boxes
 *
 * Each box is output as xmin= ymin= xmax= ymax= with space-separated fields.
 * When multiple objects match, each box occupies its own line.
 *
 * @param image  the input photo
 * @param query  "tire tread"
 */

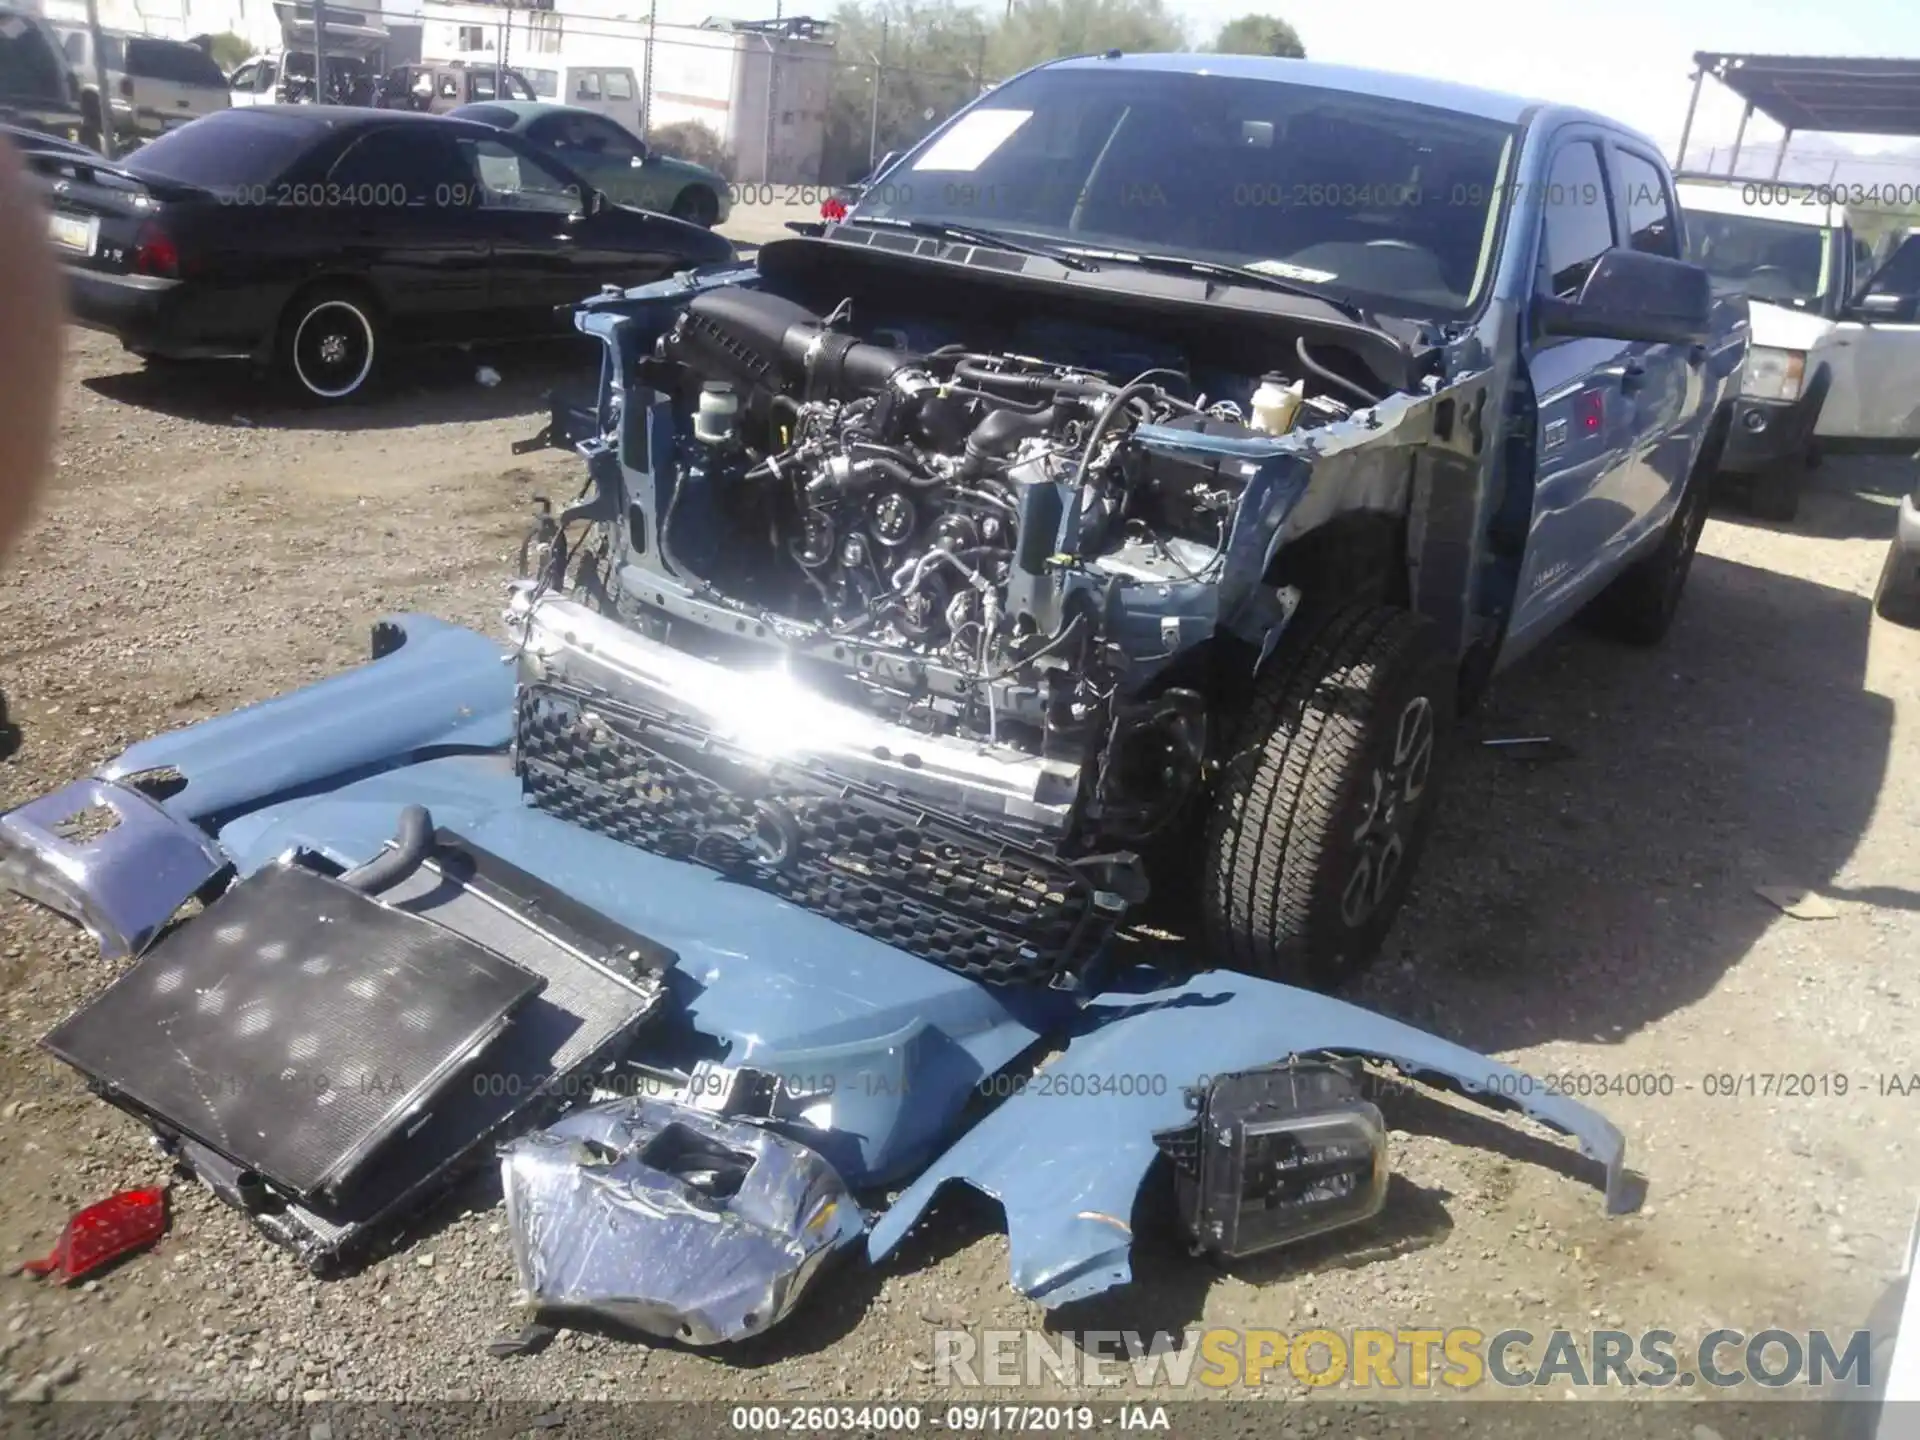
xmin=1202 ymin=604 xmax=1443 ymax=985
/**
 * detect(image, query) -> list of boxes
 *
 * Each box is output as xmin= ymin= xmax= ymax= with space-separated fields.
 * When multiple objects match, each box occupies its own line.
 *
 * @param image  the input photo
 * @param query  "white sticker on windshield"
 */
xmin=911 ymin=109 xmax=1033 ymax=172
xmin=1248 ymin=258 xmax=1340 ymax=284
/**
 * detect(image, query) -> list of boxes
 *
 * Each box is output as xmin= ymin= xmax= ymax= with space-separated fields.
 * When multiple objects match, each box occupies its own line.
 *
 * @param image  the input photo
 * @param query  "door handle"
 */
xmin=1603 ymin=359 xmax=1647 ymax=394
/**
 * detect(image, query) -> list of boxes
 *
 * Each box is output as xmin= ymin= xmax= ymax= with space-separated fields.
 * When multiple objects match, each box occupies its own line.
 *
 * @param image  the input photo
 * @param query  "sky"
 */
xmin=669 ymin=0 xmax=1920 ymax=158
xmin=449 ymin=0 xmax=1920 ymax=161
xmin=1236 ymin=0 xmax=1920 ymax=152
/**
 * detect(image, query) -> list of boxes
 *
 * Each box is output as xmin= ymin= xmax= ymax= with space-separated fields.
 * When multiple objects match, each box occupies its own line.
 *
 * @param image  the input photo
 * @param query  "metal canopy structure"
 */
xmin=1678 ymin=51 xmax=1920 ymax=179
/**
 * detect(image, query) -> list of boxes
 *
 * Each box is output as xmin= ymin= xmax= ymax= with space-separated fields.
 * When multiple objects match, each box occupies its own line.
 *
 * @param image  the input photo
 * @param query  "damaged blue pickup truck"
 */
xmin=3 ymin=55 xmax=1742 ymax=1343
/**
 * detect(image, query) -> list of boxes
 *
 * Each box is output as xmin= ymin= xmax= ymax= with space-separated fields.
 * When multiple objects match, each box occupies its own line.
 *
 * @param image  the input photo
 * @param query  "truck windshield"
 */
xmin=1685 ymin=210 xmax=1832 ymax=310
xmin=855 ymin=66 xmax=1518 ymax=319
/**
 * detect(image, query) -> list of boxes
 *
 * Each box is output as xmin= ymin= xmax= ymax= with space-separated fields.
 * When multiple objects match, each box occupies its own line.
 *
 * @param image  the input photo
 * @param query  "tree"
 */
xmin=1208 ymin=14 xmax=1305 ymax=58
xmin=992 ymin=0 xmax=1186 ymax=77
xmin=647 ymin=120 xmax=736 ymax=179
xmin=202 ymin=31 xmax=253 ymax=72
xmin=823 ymin=0 xmax=990 ymax=182
xmin=815 ymin=0 xmax=1189 ymax=182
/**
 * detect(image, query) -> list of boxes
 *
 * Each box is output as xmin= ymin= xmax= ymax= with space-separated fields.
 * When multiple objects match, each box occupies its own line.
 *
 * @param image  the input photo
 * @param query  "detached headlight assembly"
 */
xmin=1154 ymin=1058 xmax=1389 ymax=1260
xmin=1742 ymin=346 xmax=1807 ymax=402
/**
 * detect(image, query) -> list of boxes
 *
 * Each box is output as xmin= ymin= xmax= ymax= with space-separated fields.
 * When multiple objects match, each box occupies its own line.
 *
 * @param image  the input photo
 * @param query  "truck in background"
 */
xmin=1677 ymin=176 xmax=1920 ymax=522
xmin=1672 ymin=52 xmax=1920 ymax=522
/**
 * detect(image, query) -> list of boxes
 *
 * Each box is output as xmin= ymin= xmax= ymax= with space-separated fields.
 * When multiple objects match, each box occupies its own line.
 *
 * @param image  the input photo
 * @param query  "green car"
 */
xmin=450 ymin=101 xmax=730 ymax=227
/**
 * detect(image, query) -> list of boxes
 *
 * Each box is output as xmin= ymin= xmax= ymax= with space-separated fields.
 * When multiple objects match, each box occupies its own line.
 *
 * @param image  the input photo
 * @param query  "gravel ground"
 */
xmin=1 ymin=301 xmax=1917 ymax=1416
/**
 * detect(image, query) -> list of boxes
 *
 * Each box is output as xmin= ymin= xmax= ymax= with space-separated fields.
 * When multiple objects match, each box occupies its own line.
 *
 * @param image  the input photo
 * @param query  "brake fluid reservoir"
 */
xmin=693 ymin=382 xmax=740 ymax=446
xmin=1250 ymin=375 xmax=1305 ymax=435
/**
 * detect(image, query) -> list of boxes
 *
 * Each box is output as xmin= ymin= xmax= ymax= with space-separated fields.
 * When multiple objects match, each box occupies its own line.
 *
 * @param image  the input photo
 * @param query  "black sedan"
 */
xmin=28 ymin=106 xmax=736 ymax=401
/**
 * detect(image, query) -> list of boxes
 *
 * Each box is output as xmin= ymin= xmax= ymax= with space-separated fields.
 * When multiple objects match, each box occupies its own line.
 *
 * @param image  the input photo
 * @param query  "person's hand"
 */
xmin=0 ymin=140 xmax=64 ymax=556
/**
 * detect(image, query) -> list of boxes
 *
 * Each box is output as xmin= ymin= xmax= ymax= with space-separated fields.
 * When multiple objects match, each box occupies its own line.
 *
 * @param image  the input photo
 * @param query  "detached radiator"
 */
xmin=514 ymin=680 xmax=1124 ymax=988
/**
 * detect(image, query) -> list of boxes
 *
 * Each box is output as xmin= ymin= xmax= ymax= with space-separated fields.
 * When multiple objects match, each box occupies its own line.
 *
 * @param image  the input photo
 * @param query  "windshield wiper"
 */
xmin=1058 ymin=245 xmax=1368 ymax=320
xmin=838 ymin=215 xmax=1099 ymax=271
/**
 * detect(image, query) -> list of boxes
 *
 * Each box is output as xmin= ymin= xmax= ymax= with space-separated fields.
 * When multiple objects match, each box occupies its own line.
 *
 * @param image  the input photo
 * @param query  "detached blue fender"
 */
xmin=867 ymin=970 xmax=1629 ymax=1308
xmin=100 ymin=615 xmax=514 ymax=825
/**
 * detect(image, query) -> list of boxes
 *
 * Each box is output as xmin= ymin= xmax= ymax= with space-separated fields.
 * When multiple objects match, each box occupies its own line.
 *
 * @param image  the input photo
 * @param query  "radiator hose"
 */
xmin=339 ymin=805 xmax=435 ymax=895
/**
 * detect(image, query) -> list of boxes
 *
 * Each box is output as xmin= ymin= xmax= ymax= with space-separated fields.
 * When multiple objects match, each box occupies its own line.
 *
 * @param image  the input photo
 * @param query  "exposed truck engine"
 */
xmin=511 ymin=270 xmax=1396 ymax=990
xmin=641 ymin=285 xmax=1354 ymax=742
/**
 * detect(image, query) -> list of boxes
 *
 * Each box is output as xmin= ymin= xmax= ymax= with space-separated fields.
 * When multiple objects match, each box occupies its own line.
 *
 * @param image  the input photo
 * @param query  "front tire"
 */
xmin=277 ymin=286 xmax=382 ymax=403
xmin=1200 ymin=605 xmax=1456 ymax=989
xmin=1748 ymin=458 xmax=1804 ymax=522
xmin=79 ymin=93 xmax=104 ymax=154
xmin=1875 ymin=536 xmax=1920 ymax=627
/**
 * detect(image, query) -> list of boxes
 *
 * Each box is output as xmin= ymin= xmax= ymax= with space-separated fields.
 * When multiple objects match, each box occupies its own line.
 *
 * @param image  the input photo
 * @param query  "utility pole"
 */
xmin=501 ymin=5 xmax=513 ymax=95
xmin=83 ymin=0 xmax=114 ymax=157
xmin=639 ymin=0 xmax=657 ymax=136
xmin=313 ymin=0 xmax=330 ymax=103
xmin=866 ymin=16 xmax=886 ymax=171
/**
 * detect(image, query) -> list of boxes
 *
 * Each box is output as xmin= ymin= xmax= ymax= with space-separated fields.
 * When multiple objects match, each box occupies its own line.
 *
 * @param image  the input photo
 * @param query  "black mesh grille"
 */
xmin=514 ymin=680 xmax=1115 ymax=986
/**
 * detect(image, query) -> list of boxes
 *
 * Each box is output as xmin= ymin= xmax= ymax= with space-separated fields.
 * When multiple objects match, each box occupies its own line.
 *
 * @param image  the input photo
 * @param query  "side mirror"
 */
xmin=1538 ymin=248 xmax=1713 ymax=346
xmin=1852 ymin=290 xmax=1919 ymax=323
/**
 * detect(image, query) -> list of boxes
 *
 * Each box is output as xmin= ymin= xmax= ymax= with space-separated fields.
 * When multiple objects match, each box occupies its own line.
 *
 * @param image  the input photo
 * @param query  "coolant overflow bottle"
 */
xmin=694 ymin=382 xmax=740 ymax=446
xmin=1250 ymin=375 xmax=1305 ymax=435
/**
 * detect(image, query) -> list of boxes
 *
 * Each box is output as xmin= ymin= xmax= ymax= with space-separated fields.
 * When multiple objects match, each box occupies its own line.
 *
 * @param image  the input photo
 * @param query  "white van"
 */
xmin=562 ymin=65 xmax=641 ymax=131
xmin=1679 ymin=177 xmax=1920 ymax=519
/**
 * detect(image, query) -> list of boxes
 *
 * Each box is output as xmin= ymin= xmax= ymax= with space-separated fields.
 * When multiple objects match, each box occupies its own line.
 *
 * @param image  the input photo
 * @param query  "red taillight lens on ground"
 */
xmin=131 ymin=222 xmax=179 ymax=277
xmin=23 ymin=1186 xmax=168 ymax=1284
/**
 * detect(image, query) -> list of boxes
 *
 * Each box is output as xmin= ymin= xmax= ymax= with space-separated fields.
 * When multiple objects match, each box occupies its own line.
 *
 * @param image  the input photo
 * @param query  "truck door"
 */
xmin=1601 ymin=143 xmax=1696 ymax=547
xmin=1503 ymin=134 xmax=1641 ymax=655
xmin=1816 ymin=232 xmax=1920 ymax=441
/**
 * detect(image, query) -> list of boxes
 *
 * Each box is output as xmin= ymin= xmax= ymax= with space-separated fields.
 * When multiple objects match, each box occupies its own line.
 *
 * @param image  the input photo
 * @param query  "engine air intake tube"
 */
xmin=666 ymin=287 xmax=917 ymax=399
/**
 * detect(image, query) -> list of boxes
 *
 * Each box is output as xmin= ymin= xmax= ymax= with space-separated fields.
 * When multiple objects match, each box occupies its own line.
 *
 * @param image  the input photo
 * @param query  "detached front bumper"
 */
xmin=0 ymin=606 xmax=1635 ymax=1334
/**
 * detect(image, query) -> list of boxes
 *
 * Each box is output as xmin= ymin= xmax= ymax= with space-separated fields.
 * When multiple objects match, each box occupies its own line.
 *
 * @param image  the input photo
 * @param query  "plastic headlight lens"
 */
xmin=1742 ymin=346 xmax=1806 ymax=402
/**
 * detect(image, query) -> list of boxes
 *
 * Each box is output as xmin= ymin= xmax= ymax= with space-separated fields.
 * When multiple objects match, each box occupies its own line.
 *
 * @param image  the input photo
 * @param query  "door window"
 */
xmin=603 ymin=70 xmax=634 ymax=101
xmin=437 ymin=72 xmax=460 ymax=99
xmin=328 ymin=128 xmax=468 ymax=205
xmin=1864 ymin=234 xmax=1920 ymax=302
xmin=468 ymin=68 xmax=497 ymax=101
xmin=230 ymin=61 xmax=258 ymax=90
xmin=1538 ymin=140 xmax=1614 ymax=299
xmin=126 ymin=38 xmax=227 ymax=88
xmin=562 ymin=113 xmax=643 ymax=161
xmin=458 ymin=136 xmax=583 ymax=213
xmin=573 ymin=70 xmax=602 ymax=102
xmin=1614 ymin=149 xmax=1677 ymax=258
xmin=1853 ymin=235 xmax=1877 ymax=291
